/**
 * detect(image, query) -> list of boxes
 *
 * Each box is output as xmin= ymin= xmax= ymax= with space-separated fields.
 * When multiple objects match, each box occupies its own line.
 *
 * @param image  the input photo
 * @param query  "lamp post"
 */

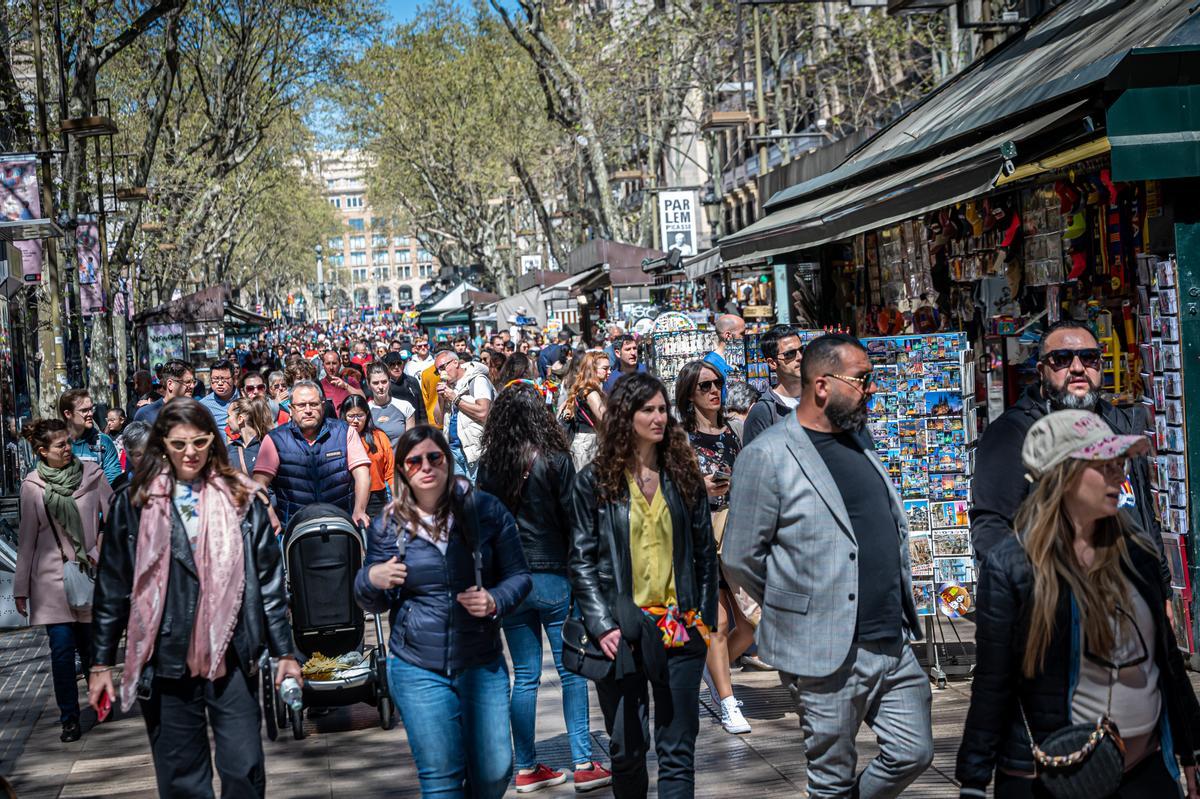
xmin=314 ymin=244 xmax=325 ymax=320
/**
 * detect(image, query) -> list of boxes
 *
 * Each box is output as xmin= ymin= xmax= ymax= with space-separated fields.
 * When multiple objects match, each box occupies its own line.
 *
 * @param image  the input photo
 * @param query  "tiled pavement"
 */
xmin=3 ymin=625 xmax=978 ymax=798
xmin=1 ymin=624 xmax=1191 ymax=798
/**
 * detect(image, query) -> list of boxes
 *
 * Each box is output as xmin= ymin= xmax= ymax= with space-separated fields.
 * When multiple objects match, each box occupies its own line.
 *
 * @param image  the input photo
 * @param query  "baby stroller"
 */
xmin=261 ymin=503 xmax=395 ymax=740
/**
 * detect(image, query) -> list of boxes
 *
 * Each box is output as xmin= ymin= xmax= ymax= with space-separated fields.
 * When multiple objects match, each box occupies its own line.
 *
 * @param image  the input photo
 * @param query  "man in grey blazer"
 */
xmin=722 ymin=333 xmax=933 ymax=799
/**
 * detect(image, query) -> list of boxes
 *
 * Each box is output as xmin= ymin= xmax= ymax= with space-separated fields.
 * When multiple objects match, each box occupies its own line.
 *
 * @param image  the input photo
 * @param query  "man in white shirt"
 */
xmin=405 ymin=337 xmax=434 ymax=379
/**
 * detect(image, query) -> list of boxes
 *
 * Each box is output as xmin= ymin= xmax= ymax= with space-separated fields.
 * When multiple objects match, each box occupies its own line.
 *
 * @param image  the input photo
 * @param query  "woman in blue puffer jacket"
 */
xmin=354 ymin=425 xmax=531 ymax=799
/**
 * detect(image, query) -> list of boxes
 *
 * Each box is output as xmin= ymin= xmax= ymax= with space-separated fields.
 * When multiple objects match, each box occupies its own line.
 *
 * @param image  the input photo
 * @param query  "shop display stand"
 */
xmin=1138 ymin=254 xmax=1194 ymax=653
xmin=864 ymin=332 xmax=978 ymax=686
xmin=644 ymin=330 xmax=718 ymax=399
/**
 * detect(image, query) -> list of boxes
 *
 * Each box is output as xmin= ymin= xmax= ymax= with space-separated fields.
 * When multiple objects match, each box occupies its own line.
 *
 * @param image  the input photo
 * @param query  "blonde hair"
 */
xmin=1013 ymin=458 xmax=1149 ymax=678
xmin=564 ymin=351 xmax=608 ymax=419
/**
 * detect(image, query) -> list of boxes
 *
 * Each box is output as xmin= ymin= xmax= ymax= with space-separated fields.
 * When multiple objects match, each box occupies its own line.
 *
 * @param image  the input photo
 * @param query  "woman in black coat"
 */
xmin=89 ymin=399 xmax=301 ymax=799
xmin=568 ymin=373 xmax=719 ymax=799
xmin=957 ymin=410 xmax=1200 ymax=799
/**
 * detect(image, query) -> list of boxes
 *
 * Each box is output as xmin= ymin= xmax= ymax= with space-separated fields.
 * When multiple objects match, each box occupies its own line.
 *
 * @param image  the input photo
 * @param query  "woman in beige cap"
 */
xmin=957 ymin=409 xmax=1200 ymax=799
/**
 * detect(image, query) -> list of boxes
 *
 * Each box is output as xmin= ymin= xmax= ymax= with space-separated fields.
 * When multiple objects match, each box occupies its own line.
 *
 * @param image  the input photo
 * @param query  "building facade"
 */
xmin=310 ymin=150 xmax=437 ymax=314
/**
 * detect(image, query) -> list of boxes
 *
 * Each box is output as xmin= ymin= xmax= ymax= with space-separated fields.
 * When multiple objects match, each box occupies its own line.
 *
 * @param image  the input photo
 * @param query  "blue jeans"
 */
xmin=387 ymin=654 xmax=513 ymax=799
xmin=449 ymin=440 xmax=477 ymax=484
xmin=46 ymin=622 xmax=91 ymax=722
xmin=501 ymin=572 xmax=592 ymax=770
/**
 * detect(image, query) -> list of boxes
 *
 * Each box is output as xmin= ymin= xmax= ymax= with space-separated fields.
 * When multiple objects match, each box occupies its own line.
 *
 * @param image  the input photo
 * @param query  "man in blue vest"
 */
xmin=253 ymin=380 xmax=371 ymax=529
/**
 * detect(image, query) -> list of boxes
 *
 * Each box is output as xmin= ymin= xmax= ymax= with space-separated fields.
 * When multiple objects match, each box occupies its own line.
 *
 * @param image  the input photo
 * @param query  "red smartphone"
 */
xmin=96 ymin=691 xmax=112 ymax=722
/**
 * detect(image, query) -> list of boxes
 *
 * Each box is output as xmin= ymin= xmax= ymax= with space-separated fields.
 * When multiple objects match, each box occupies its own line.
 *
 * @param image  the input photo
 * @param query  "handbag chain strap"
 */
xmin=1020 ymin=638 xmax=1119 ymax=769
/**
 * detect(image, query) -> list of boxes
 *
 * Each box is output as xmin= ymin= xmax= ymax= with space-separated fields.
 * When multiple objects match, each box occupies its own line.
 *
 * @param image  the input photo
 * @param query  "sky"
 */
xmin=383 ymin=0 xmax=427 ymax=23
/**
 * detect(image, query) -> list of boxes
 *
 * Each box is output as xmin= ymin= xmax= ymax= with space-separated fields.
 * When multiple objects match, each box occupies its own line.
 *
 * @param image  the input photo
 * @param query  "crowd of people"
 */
xmin=10 ymin=316 xmax=1200 ymax=799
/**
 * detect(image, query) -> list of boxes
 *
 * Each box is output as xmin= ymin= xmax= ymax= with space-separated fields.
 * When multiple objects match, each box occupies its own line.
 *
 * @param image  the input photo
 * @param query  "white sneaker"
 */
xmin=719 ymin=696 xmax=751 ymax=734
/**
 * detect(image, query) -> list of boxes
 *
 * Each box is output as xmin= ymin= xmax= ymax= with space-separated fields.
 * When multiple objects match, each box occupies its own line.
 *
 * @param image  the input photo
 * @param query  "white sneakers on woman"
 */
xmin=719 ymin=695 xmax=752 ymax=734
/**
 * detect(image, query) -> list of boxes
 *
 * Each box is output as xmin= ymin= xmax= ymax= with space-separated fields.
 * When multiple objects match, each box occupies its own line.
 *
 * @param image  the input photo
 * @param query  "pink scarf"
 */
xmin=121 ymin=472 xmax=256 ymax=710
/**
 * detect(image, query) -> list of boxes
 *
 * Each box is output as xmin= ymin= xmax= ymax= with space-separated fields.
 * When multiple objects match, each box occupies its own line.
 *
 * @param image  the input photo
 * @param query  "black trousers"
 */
xmin=139 ymin=667 xmax=266 ymax=799
xmin=594 ymin=634 xmax=707 ymax=799
xmin=994 ymin=752 xmax=1183 ymax=799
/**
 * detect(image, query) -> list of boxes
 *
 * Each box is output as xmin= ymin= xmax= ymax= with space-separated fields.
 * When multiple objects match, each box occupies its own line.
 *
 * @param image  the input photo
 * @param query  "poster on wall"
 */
xmin=519 ymin=254 xmax=542 ymax=275
xmin=659 ymin=190 xmax=697 ymax=257
xmin=0 ymin=154 xmax=44 ymax=282
xmin=75 ymin=215 xmax=104 ymax=315
xmin=147 ymin=323 xmax=185 ymax=367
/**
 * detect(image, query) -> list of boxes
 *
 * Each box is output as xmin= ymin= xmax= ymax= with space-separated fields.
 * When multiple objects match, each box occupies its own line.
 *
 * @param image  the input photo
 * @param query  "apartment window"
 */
xmin=328 ymin=197 xmax=341 ymax=208
xmin=325 ymin=178 xmax=335 ymax=189
xmin=372 ymin=234 xmax=388 ymax=248
xmin=349 ymin=235 xmax=366 ymax=249
xmin=328 ymin=254 xmax=344 ymax=268
xmin=393 ymin=236 xmax=410 ymax=248
xmin=346 ymin=195 xmax=364 ymax=209
xmin=419 ymin=263 xmax=434 ymax=278
xmin=348 ymin=218 xmax=364 ymax=231
xmin=350 ymin=251 xmax=366 ymax=266
xmin=326 ymin=236 xmax=342 ymax=250
xmin=374 ymin=267 xmax=390 ymax=281
xmin=416 ymin=248 xmax=432 ymax=262
xmin=393 ymin=248 xmax=411 ymax=263
xmin=352 ymin=267 xmax=368 ymax=282
xmin=371 ymin=217 xmax=386 ymax=230
xmin=373 ymin=249 xmax=389 ymax=265
xmin=399 ymin=264 xmax=412 ymax=279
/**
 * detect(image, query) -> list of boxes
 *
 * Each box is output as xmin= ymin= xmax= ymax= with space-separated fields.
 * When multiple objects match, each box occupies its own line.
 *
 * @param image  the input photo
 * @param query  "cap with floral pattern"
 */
xmin=1021 ymin=409 xmax=1149 ymax=480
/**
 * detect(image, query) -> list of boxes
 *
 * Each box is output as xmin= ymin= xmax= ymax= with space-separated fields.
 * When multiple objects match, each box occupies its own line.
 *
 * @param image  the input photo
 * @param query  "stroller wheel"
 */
xmin=262 ymin=669 xmax=279 ymax=742
xmin=378 ymin=695 xmax=395 ymax=731
xmin=290 ymin=705 xmax=306 ymax=740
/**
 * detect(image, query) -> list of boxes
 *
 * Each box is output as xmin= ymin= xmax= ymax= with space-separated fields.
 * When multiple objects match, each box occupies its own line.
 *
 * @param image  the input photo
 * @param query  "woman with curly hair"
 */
xmin=568 ymin=372 xmax=719 ymax=798
xmin=561 ymin=351 xmax=610 ymax=471
xmin=477 ymin=381 xmax=612 ymax=793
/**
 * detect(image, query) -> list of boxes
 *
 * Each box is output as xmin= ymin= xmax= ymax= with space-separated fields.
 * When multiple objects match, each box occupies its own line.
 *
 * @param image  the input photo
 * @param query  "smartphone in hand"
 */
xmin=96 ymin=691 xmax=112 ymax=723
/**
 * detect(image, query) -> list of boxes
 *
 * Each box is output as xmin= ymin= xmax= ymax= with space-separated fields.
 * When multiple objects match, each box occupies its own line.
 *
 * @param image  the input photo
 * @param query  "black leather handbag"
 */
xmin=1021 ymin=700 xmax=1125 ymax=799
xmin=561 ymin=613 xmax=612 ymax=681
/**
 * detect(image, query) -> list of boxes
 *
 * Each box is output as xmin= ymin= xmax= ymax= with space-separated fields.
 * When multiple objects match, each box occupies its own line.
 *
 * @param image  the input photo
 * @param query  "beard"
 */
xmin=825 ymin=392 xmax=869 ymax=432
xmin=1044 ymin=376 xmax=1100 ymax=411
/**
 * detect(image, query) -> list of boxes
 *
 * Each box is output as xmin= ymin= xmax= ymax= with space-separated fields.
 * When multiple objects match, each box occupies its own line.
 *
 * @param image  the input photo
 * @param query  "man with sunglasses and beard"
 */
xmin=970 ymin=319 xmax=1170 ymax=591
xmin=742 ymin=324 xmax=805 ymax=446
xmin=723 ymin=333 xmax=933 ymax=799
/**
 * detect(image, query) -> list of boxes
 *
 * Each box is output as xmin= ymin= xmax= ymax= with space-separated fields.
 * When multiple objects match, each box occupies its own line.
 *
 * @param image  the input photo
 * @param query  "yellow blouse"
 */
xmin=626 ymin=471 xmax=676 ymax=607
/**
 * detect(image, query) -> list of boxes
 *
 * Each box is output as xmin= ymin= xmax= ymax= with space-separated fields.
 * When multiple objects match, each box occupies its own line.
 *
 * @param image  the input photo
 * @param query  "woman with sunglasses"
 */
xmin=674 ymin=360 xmax=755 ymax=736
xmin=957 ymin=410 xmax=1200 ymax=799
xmin=340 ymin=395 xmax=395 ymax=519
xmin=568 ymin=372 xmax=718 ymax=797
xmin=14 ymin=419 xmax=113 ymax=742
xmin=356 ymin=426 xmax=531 ymax=798
xmin=226 ymin=397 xmax=274 ymax=475
xmin=561 ymin=351 xmax=610 ymax=471
xmin=90 ymin=399 xmax=301 ymax=798
xmin=477 ymin=381 xmax=613 ymax=793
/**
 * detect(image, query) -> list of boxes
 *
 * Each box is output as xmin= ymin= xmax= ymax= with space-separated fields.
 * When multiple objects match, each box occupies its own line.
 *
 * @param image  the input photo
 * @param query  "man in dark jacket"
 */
xmin=969 ymin=319 xmax=1169 ymax=588
xmin=742 ymin=324 xmax=804 ymax=446
xmin=384 ymin=351 xmax=427 ymax=425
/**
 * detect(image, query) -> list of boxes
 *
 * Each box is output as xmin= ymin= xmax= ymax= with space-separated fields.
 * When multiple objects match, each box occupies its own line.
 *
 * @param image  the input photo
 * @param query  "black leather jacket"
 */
xmin=92 ymin=485 xmax=298 ymax=681
xmin=956 ymin=529 xmax=1200 ymax=793
xmin=568 ymin=464 xmax=718 ymax=639
xmin=478 ymin=450 xmax=575 ymax=572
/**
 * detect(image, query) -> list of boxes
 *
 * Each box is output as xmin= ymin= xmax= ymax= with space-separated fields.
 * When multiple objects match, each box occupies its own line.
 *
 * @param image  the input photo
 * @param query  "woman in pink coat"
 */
xmin=14 ymin=419 xmax=113 ymax=742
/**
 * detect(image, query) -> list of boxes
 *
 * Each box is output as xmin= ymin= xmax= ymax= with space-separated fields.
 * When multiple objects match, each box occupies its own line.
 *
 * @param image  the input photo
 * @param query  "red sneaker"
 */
xmin=573 ymin=762 xmax=613 ymax=793
xmin=515 ymin=764 xmax=566 ymax=793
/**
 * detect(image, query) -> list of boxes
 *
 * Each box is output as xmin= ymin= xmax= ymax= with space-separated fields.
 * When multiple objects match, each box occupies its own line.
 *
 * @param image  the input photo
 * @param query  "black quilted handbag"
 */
xmin=1022 ymin=704 xmax=1125 ymax=799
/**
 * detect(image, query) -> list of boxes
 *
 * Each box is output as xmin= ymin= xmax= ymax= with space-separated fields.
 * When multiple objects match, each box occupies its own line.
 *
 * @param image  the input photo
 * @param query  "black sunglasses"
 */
xmin=774 ymin=348 xmax=802 ymax=363
xmin=696 ymin=378 xmax=724 ymax=394
xmin=404 ymin=451 xmax=446 ymax=471
xmin=1042 ymin=348 xmax=1103 ymax=371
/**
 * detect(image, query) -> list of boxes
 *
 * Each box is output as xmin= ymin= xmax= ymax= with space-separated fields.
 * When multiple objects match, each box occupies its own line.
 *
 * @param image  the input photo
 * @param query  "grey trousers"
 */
xmin=782 ymin=638 xmax=934 ymax=799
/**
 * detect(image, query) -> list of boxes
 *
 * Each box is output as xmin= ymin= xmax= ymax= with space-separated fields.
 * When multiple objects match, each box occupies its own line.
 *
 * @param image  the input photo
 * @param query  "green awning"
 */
xmin=1109 ymin=84 xmax=1200 ymax=181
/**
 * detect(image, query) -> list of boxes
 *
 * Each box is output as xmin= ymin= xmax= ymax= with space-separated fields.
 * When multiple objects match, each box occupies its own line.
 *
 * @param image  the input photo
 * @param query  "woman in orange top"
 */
xmin=340 ymin=395 xmax=395 ymax=519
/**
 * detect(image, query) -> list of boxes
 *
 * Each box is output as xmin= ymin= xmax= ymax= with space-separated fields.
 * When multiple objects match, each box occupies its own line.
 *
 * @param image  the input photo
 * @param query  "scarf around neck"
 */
xmin=37 ymin=458 xmax=85 ymax=561
xmin=121 ymin=471 xmax=256 ymax=710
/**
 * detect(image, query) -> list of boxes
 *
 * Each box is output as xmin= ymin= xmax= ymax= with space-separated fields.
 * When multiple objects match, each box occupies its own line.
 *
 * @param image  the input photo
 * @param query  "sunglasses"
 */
xmin=243 ymin=383 xmax=266 ymax=393
xmin=1042 ymin=348 xmax=1103 ymax=371
xmin=404 ymin=451 xmax=446 ymax=472
xmin=696 ymin=378 xmax=724 ymax=394
xmin=826 ymin=372 xmax=874 ymax=391
xmin=774 ymin=348 xmax=802 ymax=363
xmin=164 ymin=433 xmax=215 ymax=452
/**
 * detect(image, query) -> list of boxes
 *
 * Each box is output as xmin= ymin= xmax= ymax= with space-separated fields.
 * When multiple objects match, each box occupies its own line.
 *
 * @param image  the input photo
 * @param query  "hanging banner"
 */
xmin=0 ymin=155 xmax=43 ymax=281
xmin=658 ymin=190 xmax=697 ymax=257
xmin=75 ymin=215 xmax=104 ymax=315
